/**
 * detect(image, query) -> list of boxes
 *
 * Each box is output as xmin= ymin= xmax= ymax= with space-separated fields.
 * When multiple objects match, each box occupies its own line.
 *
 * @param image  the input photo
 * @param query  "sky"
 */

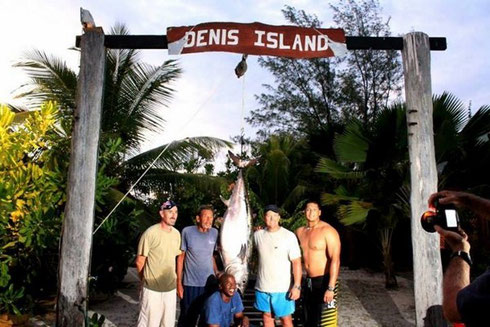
xmin=1 ymin=0 xmax=489 ymax=162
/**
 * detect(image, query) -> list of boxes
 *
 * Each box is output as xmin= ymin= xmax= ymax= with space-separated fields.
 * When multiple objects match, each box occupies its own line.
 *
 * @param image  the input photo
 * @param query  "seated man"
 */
xmin=202 ymin=273 xmax=249 ymax=327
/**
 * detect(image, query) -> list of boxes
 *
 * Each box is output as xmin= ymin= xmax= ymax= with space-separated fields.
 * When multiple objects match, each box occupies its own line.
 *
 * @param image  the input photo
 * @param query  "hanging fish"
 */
xmin=219 ymin=151 xmax=256 ymax=293
xmin=234 ymin=54 xmax=248 ymax=78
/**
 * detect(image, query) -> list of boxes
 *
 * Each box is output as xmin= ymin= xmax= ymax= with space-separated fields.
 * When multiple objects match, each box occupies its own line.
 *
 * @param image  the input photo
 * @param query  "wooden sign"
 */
xmin=167 ymin=22 xmax=347 ymax=58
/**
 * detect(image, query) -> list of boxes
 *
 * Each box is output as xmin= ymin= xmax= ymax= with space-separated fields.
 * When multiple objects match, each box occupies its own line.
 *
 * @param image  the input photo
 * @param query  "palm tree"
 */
xmin=14 ymin=23 xmax=231 ymax=190
xmin=246 ymin=136 xmax=306 ymax=205
xmin=13 ymin=23 xmax=232 ymax=292
xmin=316 ymin=93 xmax=490 ymax=288
xmin=316 ymin=103 xmax=409 ymax=288
xmin=431 ymin=93 xmax=490 ymax=193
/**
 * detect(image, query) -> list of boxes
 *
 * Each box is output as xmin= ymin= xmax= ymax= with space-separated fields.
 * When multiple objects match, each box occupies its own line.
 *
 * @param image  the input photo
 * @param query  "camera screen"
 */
xmin=445 ymin=210 xmax=458 ymax=227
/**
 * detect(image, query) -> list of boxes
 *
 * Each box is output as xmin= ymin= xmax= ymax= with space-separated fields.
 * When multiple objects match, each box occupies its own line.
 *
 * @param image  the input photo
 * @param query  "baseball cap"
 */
xmin=264 ymin=204 xmax=280 ymax=214
xmin=160 ymin=200 xmax=177 ymax=210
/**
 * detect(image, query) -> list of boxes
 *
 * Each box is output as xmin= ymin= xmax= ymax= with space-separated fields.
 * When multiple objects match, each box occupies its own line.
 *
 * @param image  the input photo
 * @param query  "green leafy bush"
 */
xmin=0 ymin=103 xmax=65 ymax=312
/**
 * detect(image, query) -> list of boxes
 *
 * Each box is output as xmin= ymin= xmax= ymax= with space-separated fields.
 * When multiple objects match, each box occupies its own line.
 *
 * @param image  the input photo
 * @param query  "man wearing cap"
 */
xmin=296 ymin=200 xmax=341 ymax=327
xmin=253 ymin=204 xmax=302 ymax=327
xmin=176 ymin=205 xmax=219 ymax=327
xmin=136 ymin=200 xmax=181 ymax=327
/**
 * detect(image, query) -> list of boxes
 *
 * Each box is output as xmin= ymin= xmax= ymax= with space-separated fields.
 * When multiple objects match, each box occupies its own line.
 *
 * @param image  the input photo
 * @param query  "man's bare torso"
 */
xmin=296 ymin=221 xmax=332 ymax=277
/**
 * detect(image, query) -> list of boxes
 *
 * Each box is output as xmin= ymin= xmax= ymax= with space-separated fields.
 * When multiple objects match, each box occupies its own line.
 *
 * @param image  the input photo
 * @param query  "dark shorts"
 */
xmin=303 ymin=275 xmax=338 ymax=327
xmin=178 ymin=275 xmax=218 ymax=327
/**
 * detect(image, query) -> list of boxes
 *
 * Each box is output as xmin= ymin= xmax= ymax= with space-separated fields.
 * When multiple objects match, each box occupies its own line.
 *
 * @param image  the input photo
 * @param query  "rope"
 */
xmin=93 ymin=69 xmax=233 ymax=235
xmin=239 ymin=73 xmax=246 ymax=156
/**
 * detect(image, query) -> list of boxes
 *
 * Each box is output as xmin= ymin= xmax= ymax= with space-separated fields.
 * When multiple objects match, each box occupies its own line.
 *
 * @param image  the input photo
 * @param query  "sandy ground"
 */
xmin=77 ymin=267 xmax=416 ymax=327
xmin=337 ymin=268 xmax=415 ymax=326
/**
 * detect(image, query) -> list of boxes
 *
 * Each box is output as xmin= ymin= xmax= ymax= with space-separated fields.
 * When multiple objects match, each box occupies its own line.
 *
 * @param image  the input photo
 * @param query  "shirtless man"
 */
xmin=296 ymin=200 xmax=341 ymax=327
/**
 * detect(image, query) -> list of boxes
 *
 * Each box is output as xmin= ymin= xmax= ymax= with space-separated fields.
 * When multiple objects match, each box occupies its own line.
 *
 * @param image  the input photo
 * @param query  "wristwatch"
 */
xmin=327 ymin=285 xmax=335 ymax=292
xmin=450 ymin=250 xmax=473 ymax=266
xmin=293 ymin=285 xmax=301 ymax=290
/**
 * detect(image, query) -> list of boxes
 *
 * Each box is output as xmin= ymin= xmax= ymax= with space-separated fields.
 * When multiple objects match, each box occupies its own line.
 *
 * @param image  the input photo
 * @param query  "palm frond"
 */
xmin=334 ymin=185 xmax=351 ymax=197
xmin=368 ymin=104 xmax=407 ymax=167
xmin=108 ymin=22 xmax=139 ymax=86
xmin=13 ymin=49 xmax=77 ymax=110
xmin=337 ymin=201 xmax=373 ymax=226
xmin=263 ymin=148 xmax=291 ymax=203
xmin=124 ymin=136 xmax=232 ymax=171
xmin=315 ymin=157 xmax=364 ymax=179
xmin=126 ymin=61 xmax=181 ymax=117
xmin=334 ymin=120 xmax=369 ymax=163
xmin=103 ymin=59 xmax=182 ymax=151
xmin=321 ymin=192 xmax=358 ymax=205
xmin=130 ymin=168 xmax=226 ymax=195
xmin=108 ymin=187 xmax=136 ymax=204
xmin=282 ymin=184 xmax=308 ymax=209
xmin=7 ymin=103 xmax=29 ymax=113
xmin=433 ymin=92 xmax=467 ymax=132
xmin=460 ymin=105 xmax=490 ymax=142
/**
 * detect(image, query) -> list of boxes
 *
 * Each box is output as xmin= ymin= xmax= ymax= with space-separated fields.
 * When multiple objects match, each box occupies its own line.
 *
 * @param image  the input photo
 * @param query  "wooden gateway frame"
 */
xmin=58 ymin=16 xmax=447 ymax=327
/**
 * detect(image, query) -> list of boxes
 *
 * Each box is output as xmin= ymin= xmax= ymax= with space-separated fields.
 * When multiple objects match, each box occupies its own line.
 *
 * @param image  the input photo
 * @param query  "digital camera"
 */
xmin=421 ymin=199 xmax=460 ymax=233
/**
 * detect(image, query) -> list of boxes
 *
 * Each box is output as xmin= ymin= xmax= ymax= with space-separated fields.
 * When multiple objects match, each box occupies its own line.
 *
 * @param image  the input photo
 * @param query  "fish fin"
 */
xmin=238 ymin=243 xmax=247 ymax=262
xmin=228 ymin=151 xmax=242 ymax=167
xmin=245 ymin=157 xmax=259 ymax=168
xmin=220 ymin=195 xmax=230 ymax=207
xmin=228 ymin=151 xmax=258 ymax=168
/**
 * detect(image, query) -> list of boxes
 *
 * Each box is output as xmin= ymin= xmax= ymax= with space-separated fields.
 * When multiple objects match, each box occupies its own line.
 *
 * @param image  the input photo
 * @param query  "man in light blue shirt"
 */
xmin=177 ymin=205 xmax=219 ymax=326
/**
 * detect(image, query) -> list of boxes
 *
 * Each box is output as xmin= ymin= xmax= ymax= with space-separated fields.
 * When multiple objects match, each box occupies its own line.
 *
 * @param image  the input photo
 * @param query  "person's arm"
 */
xmin=135 ymin=255 xmax=147 ymax=281
xmin=324 ymin=227 xmax=341 ymax=303
xmin=234 ymin=312 xmax=249 ymax=327
xmin=176 ymin=251 xmax=185 ymax=299
xmin=434 ymin=225 xmax=471 ymax=322
xmin=288 ymin=257 xmax=302 ymax=300
xmin=212 ymin=254 xmax=219 ymax=275
xmin=429 ymin=191 xmax=490 ymax=220
xmin=443 ymin=256 xmax=470 ymax=322
xmin=203 ymin=294 xmax=222 ymax=327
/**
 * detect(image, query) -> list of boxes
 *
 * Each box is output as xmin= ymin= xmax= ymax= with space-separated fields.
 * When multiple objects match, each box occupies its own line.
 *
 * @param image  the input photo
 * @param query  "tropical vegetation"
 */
xmin=0 ymin=103 xmax=65 ymax=313
xmin=1 ymin=24 xmax=231 ymax=311
xmin=1 ymin=2 xmax=490 ymax=321
xmin=246 ymin=1 xmax=490 ymax=288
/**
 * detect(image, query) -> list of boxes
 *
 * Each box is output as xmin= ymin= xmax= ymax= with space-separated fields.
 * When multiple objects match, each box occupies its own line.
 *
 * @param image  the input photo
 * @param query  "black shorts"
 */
xmin=303 ymin=275 xmax=338 ymax=327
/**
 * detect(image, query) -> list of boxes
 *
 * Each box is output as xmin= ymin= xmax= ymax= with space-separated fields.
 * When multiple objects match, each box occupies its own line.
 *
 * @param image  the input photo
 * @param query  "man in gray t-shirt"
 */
xmin=176 ymin=205 xmax=218 ymax=327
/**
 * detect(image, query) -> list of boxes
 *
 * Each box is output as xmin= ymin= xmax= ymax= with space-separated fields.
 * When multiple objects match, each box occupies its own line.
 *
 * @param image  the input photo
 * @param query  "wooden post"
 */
xmin=57 ymin=27 xmax=105 ymax=327
xmin=402 ymin=32 xmax=445 ymax=326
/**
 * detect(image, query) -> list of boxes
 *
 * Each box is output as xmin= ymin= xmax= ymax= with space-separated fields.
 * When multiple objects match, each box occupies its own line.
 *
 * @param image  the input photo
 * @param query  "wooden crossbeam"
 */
xmin=75 ymin=35 xmax=447 ymax=51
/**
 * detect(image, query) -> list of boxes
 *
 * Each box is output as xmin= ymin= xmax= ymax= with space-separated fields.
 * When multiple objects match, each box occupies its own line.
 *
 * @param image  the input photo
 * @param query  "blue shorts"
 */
xmin=254 ymin=290 xmax=295 ymax=317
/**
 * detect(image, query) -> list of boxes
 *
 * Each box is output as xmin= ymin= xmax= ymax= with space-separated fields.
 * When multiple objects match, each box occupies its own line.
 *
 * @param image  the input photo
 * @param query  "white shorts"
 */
xmin=137 ymin=287 xmax=176 ymax=327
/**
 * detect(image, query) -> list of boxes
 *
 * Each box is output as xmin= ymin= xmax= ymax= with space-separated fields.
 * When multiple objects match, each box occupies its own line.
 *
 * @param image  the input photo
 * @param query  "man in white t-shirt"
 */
xmin=253 ymin=204 xmax=302 ymax=327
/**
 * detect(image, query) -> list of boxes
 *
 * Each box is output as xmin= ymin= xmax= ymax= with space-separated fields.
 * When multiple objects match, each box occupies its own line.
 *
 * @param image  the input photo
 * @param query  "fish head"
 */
xmin=236 ymin=271 xmax=249 ymax=294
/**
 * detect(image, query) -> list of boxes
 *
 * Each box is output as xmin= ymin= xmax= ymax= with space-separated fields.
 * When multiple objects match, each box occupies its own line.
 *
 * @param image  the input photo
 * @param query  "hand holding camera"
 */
xmin=421 ymin=197 xmax=460 ymax=233
xmin=422 ymin=190 xmax=471 ymax=253
xmin=433 ymin=225 xmax=470 ymax=253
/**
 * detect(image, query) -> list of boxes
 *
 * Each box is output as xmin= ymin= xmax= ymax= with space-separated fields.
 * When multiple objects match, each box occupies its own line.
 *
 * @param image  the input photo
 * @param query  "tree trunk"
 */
xmin=57 ymin=27 xmax=106 ymax=327
xmin=402 ymin=32 xmax=445 ymax=326
xmin=380 ymin=228 xmax=398 ymax=289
